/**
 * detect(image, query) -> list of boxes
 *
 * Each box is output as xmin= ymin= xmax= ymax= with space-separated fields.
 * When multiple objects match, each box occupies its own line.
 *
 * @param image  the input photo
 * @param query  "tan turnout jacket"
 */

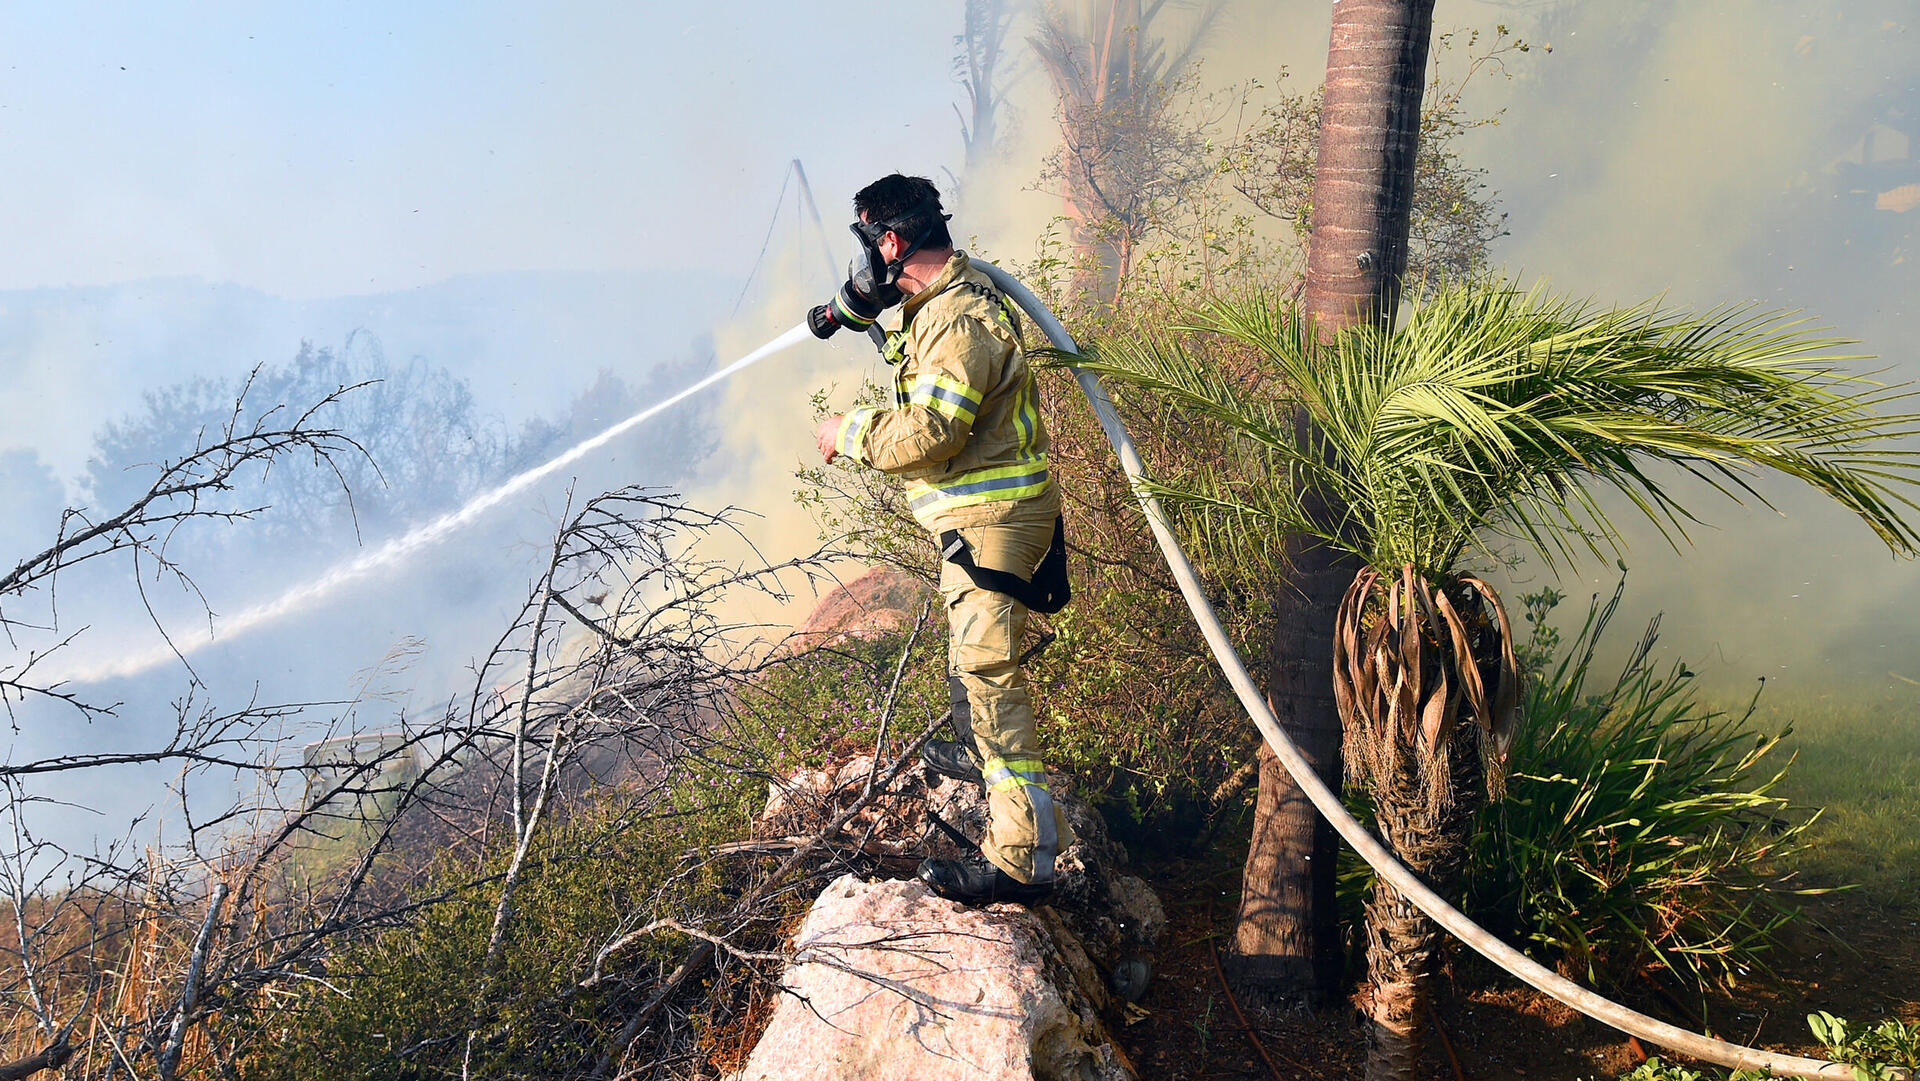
xmin=832 ymin=251 xmax=1057 ymax=535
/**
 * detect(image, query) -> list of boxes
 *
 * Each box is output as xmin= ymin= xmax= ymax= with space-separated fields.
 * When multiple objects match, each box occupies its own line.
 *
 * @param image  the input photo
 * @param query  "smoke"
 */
xmin=1427 ymin=0 xmax=1920 ymax=692
xmin=40 ymin=323 xmax=814 ymax=686
xmin=677 ymin=247 xmax=888 ymax=640
xmin=7 ymin=0 xmax=1920 ymax=847
xmin=945 ymin=0 xmax=1920 ymax=696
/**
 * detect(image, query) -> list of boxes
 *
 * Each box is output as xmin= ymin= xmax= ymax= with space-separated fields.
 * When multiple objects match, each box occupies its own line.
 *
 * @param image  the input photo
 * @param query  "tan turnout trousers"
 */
xmin=942 ymin=504 xmax=1075 ymax=885
xmin=831 ymin=250 xmax=1072 ymax=885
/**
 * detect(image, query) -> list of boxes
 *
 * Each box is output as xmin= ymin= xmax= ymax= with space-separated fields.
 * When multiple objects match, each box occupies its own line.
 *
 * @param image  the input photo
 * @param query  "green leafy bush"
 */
xmin=1604 ymin=1057 xmax=1768 ymax=1081
xmin=1590 ymin=1013 xmax=1920 ymax=1080
xmin=1464 ymin=583 xmax=1818 ymax=997
xmin=729 ymin=624 xmax=950 ymax=777
xmin=1809 ymin=1011 xmax=1920 ymax=1081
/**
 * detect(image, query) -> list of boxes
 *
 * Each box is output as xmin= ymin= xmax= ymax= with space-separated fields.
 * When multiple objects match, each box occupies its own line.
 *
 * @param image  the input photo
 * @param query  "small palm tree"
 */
xmin=1070 ymin=279 xmax=1920 ymax=1081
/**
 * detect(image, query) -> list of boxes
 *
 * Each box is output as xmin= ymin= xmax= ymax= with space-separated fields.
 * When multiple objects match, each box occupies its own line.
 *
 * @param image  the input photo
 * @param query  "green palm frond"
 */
xmin=1064 ymin=279 xmax=1920 ymax=578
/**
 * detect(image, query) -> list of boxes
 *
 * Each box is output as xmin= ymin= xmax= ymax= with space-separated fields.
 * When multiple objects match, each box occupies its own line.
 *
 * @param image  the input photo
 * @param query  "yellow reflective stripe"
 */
xmin=931 ymin=373 xmax=984 ymax=407
xmin=1012 ymin=376 xmax=1039 ymax=458
xmin=982 ymin=760 xmax=1019 ymax=792
xmin=835 ymin=408 xmax=876 ymax=462
xmin=981 ymin=755 xmax=1050 ymax=793
xmin=909 ymin=375 xmax=983 ymax=424
xmin=831 ymin=293 xmax=875 ymax=329
xmin=1003 ymin=756 xmax=1047 ymax=782
xmin=904 ymin=457 xmax=1050 ymax=521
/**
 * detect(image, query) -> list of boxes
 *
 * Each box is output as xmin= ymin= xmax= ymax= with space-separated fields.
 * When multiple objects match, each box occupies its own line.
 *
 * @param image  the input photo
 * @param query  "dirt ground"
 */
xmin=1112 ymin=860 xmax=1920 ymax=1081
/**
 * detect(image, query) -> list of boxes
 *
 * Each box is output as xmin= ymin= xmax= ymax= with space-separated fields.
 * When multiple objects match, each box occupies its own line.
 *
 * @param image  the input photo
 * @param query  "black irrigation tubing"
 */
xmin=973 ymin=260 xmax=1874 ymax=1081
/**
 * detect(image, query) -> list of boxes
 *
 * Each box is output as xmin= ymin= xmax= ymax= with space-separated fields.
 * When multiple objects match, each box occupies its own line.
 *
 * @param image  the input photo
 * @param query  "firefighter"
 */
xmin=807 ymin=173 xmax=1072 ymax=906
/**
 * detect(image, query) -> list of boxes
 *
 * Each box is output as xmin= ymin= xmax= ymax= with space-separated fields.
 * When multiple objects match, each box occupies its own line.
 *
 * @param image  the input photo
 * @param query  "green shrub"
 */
xmin=1602 ymin=1057 xmax=1773 ymax=1081
xmin=239 ymin=766 xmax=764 ymax=1080
xmin=727 ymin=626 xmax=949 ymax=778
xmin=1589 ymin=1013 xmax=1920 ymax=1080
xmin=1464 ymin=582 xmax=1819 ymax=998
xmin=1809 ymin=1011 xmax=1920 ymax=1080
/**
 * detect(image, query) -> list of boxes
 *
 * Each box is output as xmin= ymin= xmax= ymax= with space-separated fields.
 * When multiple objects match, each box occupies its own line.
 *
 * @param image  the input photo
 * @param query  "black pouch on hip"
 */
xmin=938 ymin=515 xmax=1071 ymax=614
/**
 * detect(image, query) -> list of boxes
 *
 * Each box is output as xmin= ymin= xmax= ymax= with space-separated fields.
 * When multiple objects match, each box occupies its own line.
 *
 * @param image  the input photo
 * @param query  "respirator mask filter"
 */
xmin=806 ymin=199 xmax=950 ymax=341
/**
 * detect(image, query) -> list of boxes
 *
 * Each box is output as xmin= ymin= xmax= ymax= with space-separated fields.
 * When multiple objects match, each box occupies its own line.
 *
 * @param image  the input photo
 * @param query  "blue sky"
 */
xmin=0 ymin=2 xmax=966 ymax=296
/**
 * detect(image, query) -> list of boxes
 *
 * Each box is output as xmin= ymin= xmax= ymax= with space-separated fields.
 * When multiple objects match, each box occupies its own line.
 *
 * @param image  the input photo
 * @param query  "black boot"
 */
xmin=920 ymin=739 xmax=985 ymax=786
xmin=918 ymin=853 xmax=1053 ymax=906
xmin=928 ymin=675 xmax=987 ymax=785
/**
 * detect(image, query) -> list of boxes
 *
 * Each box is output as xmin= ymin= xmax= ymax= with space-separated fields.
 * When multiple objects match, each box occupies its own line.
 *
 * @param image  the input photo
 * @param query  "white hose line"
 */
xmin=976 ymin=261 xmax=1862 ymax=1081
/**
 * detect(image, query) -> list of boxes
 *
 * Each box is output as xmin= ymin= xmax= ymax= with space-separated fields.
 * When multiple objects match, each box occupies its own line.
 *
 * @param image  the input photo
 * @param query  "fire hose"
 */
xmin=973 ymin=260 xmax=1872 ymax=1081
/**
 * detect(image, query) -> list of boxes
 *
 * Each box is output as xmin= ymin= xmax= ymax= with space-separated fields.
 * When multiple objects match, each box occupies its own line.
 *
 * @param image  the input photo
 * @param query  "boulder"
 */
xmin=729 ymin=874 xmax=1134 ymax=1081
xmin=744 ymin=753 xmax=1165 ymax=1080
xmin=783 ymin=565 xmax=935 ymax=655
xmin=755 ymin=756 xmax=1164 ymax=970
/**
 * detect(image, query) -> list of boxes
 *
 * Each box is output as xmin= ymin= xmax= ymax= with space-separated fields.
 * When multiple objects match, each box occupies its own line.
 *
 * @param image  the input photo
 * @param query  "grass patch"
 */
xmin=1740 ymin=686 xmax=1920 ymax=907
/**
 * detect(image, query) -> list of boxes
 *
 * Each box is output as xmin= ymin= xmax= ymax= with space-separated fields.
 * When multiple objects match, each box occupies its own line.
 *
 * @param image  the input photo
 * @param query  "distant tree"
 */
xmin=1031 ymin=0 xmax=1227 ymax=305
xmin=953 ymin=0 xmax=1019 ymax=178
xmin=5 ymin=377 xmax=367 ymax=711
xmin=1028 ymin=5 xmax=1507 ymax=310
xmin=509 ymin=346 xmax=721 ymax=484
xmin=1225 ymin=27 xmax=1521 ymax=286
xmin=84 ymin=337 xmax=511 ymax=551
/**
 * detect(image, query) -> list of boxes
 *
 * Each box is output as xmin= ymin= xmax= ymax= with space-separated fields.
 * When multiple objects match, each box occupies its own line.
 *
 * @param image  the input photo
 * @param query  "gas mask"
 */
xmin=806 ymin=199 xmax=950 ymax=344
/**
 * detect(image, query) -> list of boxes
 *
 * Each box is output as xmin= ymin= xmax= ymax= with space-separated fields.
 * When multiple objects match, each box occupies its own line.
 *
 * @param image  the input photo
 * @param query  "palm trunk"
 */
xmin=1303 ymin=0 xmax=1438 ymax=329
xmin=1230 ymin=527 xmax=1350 ymax=1002
xmin=1358 ymin=727 xmax=1481 ymax=1081
xmin=1233 ymin=0 xmax=1437 ymax=1005
xmin=1361 ymin=878 xmax=1435 ymax=1079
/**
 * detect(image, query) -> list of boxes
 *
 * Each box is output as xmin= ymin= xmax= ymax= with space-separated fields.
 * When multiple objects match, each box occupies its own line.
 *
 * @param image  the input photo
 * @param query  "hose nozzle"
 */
xmin=807 ymin=281 xmax=886 ymax=340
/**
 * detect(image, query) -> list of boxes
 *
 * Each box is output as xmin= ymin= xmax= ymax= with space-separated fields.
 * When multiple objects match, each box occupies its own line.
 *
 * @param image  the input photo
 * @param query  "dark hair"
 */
xmin=853 ymin=174 xmax=952 ymax=250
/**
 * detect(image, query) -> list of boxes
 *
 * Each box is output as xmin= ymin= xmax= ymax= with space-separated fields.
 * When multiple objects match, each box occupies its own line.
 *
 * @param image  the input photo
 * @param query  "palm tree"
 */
xmin=1071 ymin=279 xmax=1920 ymax=1080
xmin=1241 ymin=0 xmax=1438 ymax=1004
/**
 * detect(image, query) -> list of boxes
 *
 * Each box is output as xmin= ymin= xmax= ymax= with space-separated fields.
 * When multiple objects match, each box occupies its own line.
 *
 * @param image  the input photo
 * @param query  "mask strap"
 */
xmin=880 ymin=198 xmax=950 ymax=276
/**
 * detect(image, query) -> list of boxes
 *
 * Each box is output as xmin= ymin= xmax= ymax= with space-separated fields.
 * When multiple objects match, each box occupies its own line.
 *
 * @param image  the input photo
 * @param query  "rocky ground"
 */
xmin=733 ymin=565 xmax=1919 ymax=1081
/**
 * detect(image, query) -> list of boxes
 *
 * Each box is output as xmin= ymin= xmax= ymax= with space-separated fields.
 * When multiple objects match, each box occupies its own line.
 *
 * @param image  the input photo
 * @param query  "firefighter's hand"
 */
xmin=815 ymin=416 xmax=841 ymax=464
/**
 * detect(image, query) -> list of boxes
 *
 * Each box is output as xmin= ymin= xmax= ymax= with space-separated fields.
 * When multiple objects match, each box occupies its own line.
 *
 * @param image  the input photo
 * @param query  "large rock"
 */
xmin=783 ymin=565 xmax=935 ymax=655
xmin=730 ymin=875 xmax=1135 ymax=1081
xmin=755 ymin=756 xmax=1165 ymax=970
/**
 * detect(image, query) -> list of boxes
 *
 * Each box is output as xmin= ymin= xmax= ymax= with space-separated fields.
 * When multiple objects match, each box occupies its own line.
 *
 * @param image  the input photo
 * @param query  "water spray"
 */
xmin=43 ymin=321 xmax=818 ymax=685
xmin=25 ymin=246 xmax=1870 ymax=1075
